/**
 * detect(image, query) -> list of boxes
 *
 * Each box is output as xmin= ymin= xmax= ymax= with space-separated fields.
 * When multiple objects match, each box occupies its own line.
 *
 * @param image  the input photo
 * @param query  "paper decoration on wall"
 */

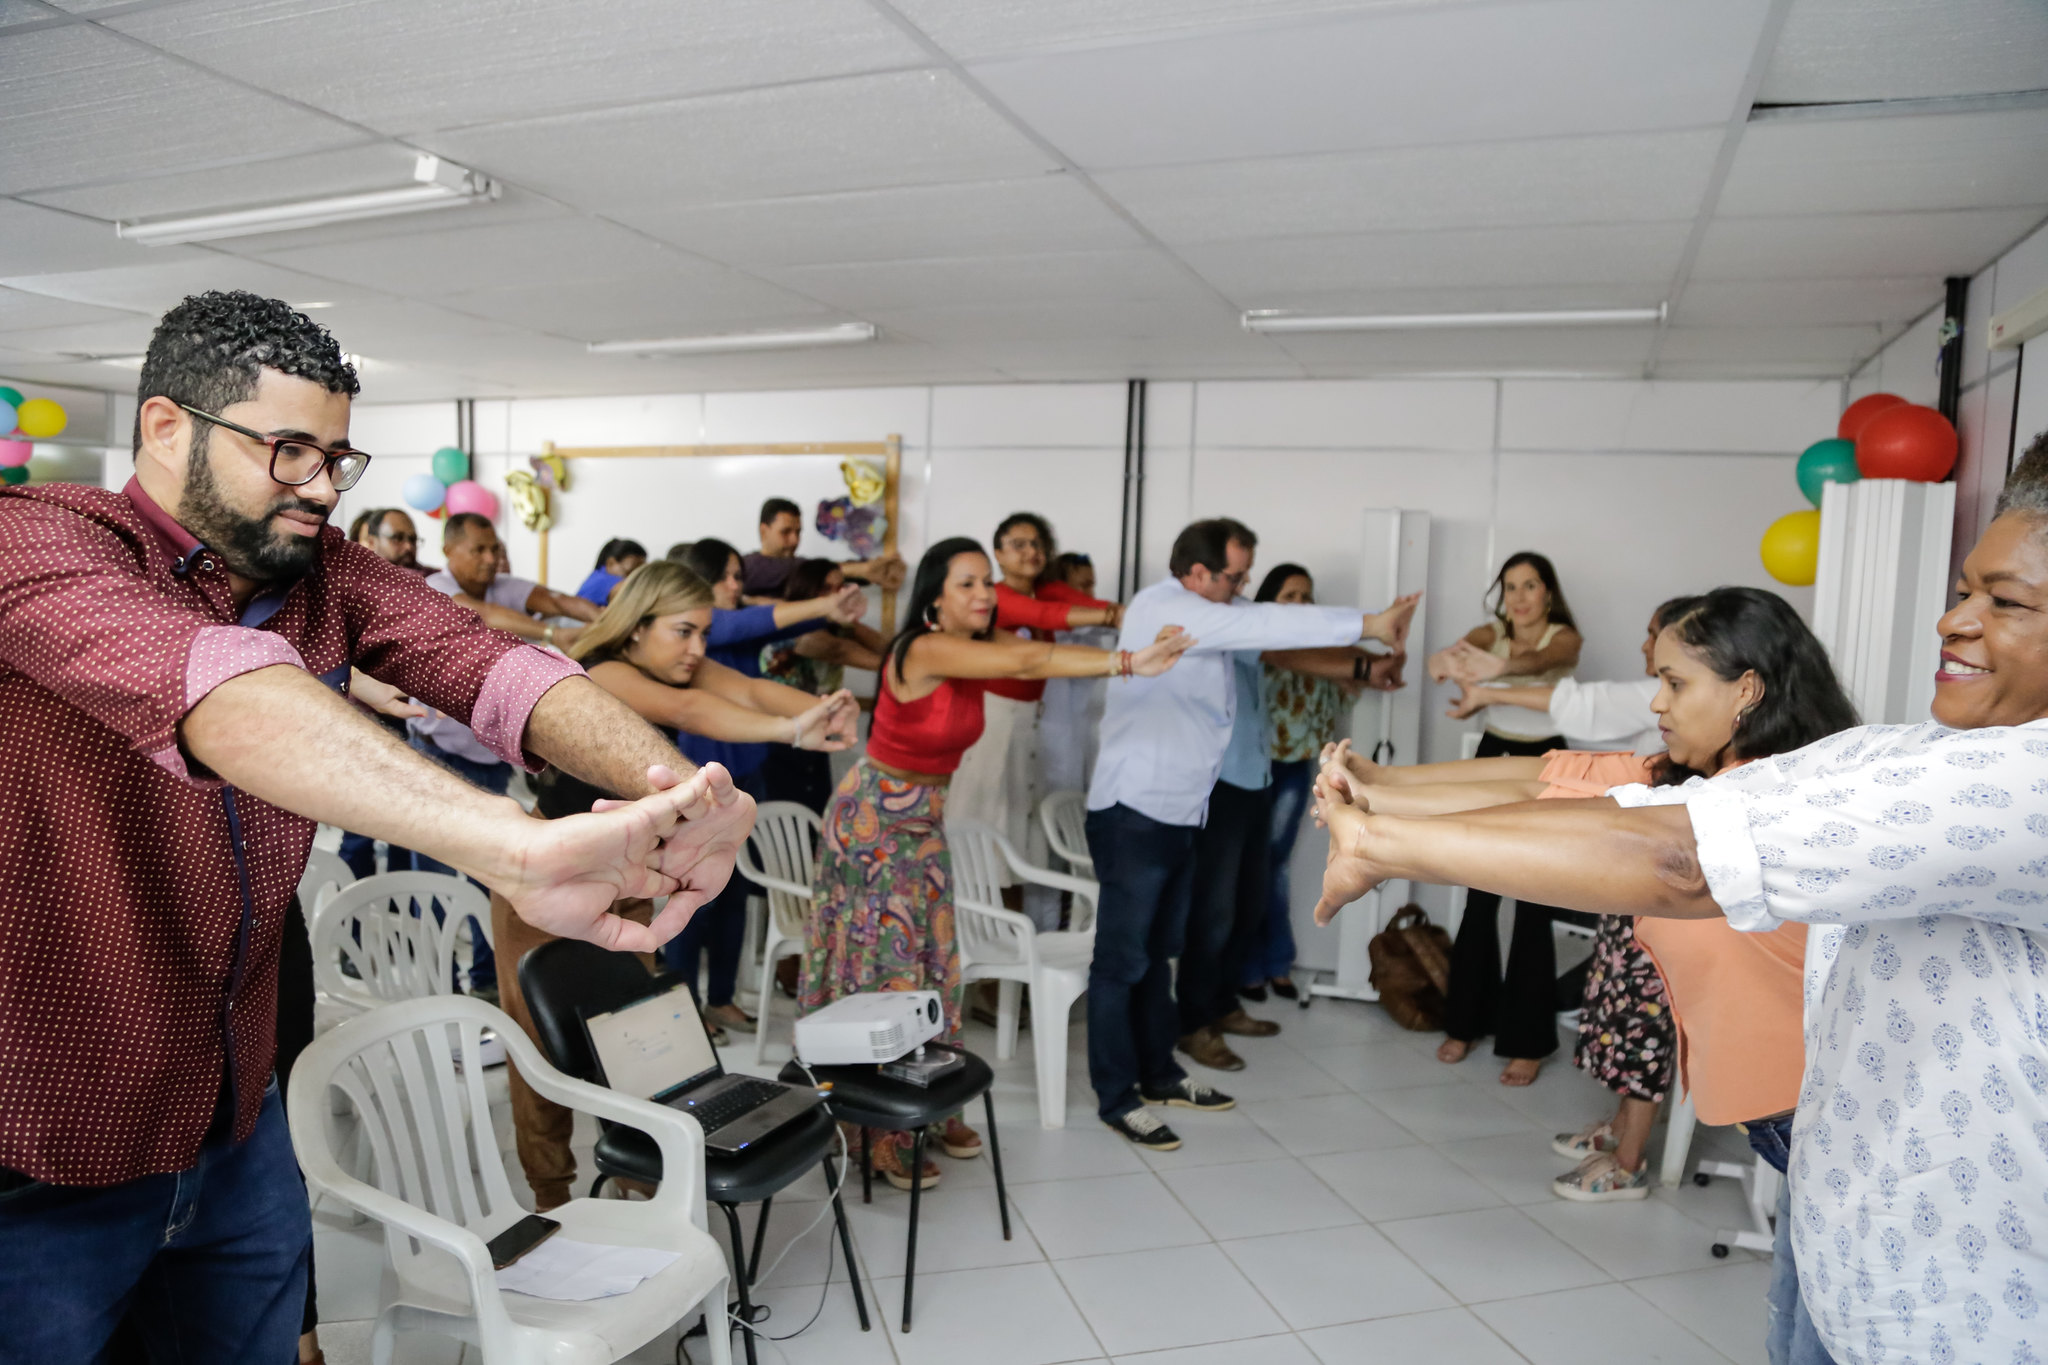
xmin=505 ymin=468 xmax=552 ymax=531
xmin=815 ymin=458 xmax=889 ymax=558
xmin=528 ymin=450 xmax=571 ymax=492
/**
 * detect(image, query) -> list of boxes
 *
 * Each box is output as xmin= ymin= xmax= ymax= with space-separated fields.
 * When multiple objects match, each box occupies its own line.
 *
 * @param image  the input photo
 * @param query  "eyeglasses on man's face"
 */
xmin=177 ymin=401 xmax=372 ymax=492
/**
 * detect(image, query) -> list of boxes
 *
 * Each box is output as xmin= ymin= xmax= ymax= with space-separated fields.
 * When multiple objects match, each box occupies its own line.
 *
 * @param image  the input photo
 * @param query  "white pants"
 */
xmin=950 ymin=694 xmax=1058 ymax=929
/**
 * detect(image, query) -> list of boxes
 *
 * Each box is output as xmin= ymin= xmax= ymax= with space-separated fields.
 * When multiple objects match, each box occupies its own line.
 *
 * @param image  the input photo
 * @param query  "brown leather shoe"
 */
xmin=1177 ymin=1026 xmax=1245 ymax=1072
xmin=1217 ymin=1007 xmax=1280 ymax=1038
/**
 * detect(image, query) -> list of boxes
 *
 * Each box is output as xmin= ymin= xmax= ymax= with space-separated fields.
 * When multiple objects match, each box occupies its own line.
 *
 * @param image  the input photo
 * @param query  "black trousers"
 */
xmin=1178 ymin=780 xmax=1273 ymax=1037
xmin=1441 ymin=732 xmax=1567 ymax=1060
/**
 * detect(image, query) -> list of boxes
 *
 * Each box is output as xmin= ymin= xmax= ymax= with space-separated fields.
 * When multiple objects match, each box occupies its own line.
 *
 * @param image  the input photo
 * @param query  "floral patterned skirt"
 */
xmin=798 ymin=759 xmax=963 ymax=1043
xmin=1573 ymin=916 xmax=1676 ymax=1103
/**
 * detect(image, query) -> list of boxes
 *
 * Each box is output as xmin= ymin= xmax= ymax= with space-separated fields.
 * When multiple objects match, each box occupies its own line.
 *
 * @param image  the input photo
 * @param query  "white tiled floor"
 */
xmin=308 ymin=995 xmax=1774 ymax=1364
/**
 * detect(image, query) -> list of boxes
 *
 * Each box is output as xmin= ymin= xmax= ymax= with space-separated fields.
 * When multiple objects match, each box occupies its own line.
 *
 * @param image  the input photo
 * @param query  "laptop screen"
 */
xmin=583 ymin=986 xmax=720 ymax=1102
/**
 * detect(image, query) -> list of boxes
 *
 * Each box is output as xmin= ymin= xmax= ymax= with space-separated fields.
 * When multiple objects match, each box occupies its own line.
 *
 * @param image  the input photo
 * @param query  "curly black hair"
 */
xmin=135 ymin=290 xmax=359 ymax=455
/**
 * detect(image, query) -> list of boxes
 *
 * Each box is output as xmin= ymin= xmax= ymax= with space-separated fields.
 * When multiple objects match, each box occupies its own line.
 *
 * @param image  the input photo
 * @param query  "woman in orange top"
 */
xmin=1323 ymin=587 xmax=1856 ymax=1199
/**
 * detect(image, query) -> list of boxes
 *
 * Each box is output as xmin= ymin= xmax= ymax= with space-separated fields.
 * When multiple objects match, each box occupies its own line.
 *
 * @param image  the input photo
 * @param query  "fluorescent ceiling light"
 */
xmin=1243 ymin=304 xmax=1667 ymax=333
xmin=588 ymin=322 xmax=878 ymax=356
xmin=116 ymin=155 xmax=498 ymax=246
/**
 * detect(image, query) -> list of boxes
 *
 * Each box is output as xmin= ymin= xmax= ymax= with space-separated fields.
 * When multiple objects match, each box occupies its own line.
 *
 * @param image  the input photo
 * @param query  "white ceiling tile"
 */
xmin=252 ymin=217 xmax=692 ymax=299
xmin=438 ymin=270 xmax=841 ymax=343
xmin=1719 ymin=108 xmax=2048 ymax=218
xmin=420 ymin=70 xmax=1056 ymax=210
xmin=1655 ymin=324 xmax=1888 ymax=366
xmin=0 ymin=199 xmax=204 ymax=277
xmin=1096 ymin=131 xmax=1723 ymax=243
xmin=610 ymin=175 xmax=1142 ymax=269
xmin=0 ymin=25 xmax=360 ymax=195
xmin=1759 ymin=0 xmax=2048 ymax=104
xmin=1690 ymin=206 xmax=2048 ymax=280
xmin=0 ymin=0 xmax=53 ymax=24
xmin=107 ymin=0 xmax=927 ymax=136
xmin=892 ymin=0 xmax=1455 ymax=61
xmin=0 ymin=315 xmax=159 ymax=358
xmin=0 ymin=287 xmax=146 ymax=332
xmin=869 ymin=296 xmax=1237 ymax=345
xmin=758 ymin=249 xmax=1205 ymax=313
xmin=1649 ymin=358 xmax=1857 ymax=379
xmin=1672 ymin=277 xmax=1944 ymax=328
xmin=0 ymin=257 xmax=381 ymax=315
xmin=24 ymin=142 xmax=421 ymax=222
xmin=1177 ymin=222 xmax=1691 ymax=301
xmin=971 ymin=0 xmax=1768 ymax=168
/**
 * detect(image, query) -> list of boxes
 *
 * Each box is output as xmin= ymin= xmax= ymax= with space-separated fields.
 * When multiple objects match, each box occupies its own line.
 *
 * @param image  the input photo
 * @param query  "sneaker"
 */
xmin=1141 ymin=1078 xmax=1236 ymax=1112
xmin=1217 ymin=1007 xmax=1280 ymax=1038
xmin=1551 ymin=1119 xmax=1618 ymax=1161
xmin=1177 ymin=1027 xmax=1245 ymax=1072
xmin=1552 ymin=1152 xmax=1651 ymax=1202
xmin=1105 ymin=1107 xmax=1182 ymax=1150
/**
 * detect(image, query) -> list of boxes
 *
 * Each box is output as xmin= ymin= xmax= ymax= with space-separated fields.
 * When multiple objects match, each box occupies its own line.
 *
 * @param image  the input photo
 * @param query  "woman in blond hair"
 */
xmin=496 ymin=561 xmax=860 ymax=1212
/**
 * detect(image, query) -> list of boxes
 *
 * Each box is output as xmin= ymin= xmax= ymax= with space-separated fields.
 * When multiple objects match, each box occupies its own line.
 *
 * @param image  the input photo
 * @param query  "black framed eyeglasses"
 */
xmin=177 ymin=402 xmax=372 ymax=491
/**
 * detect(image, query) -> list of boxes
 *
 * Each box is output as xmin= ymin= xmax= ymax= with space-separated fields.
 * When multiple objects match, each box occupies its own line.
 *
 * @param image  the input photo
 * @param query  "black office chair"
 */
xmin=516 ymin=940 xmax=869 ymax=1364
xmin=778 ymin=1048 xmax=1011 ymax=1333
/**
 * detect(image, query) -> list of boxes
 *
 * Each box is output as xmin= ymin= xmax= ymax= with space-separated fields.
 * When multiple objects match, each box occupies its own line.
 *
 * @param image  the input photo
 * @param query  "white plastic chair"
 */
xmin=1037 ymin=790 xmax=1094 ymax=879
xmin=310 ymin=872 xmax=491 ymax=1028
xmin=947 ymin=818 xmax=1098 ymax=1129
xmin=298 ymin=847 xmax=354 ymax=916
xmin=1659 ymin=1087 xmax=1779 ymax=1256
xmin=286 ymin=996 xmax=733 ymax=1365
xmin=734 ymin=802 xmax=824 ymax=1064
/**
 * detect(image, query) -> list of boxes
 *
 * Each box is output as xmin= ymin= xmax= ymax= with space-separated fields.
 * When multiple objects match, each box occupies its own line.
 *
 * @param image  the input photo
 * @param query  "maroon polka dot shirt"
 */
xmin=0 ymin=478 xmax=580 ymax=1186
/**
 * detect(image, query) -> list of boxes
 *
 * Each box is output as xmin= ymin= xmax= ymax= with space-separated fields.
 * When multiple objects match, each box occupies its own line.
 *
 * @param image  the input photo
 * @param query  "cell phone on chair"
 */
xmin=486 ymin=1213 xmax=561 ymax=1269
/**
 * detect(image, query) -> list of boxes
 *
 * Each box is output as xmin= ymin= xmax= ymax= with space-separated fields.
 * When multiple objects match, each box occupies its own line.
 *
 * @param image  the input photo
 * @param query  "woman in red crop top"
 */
xmin=955 ymin=512 xmax=1125 ymax=916
xmin=800 ymin=536 xmax=1190 ymax=1191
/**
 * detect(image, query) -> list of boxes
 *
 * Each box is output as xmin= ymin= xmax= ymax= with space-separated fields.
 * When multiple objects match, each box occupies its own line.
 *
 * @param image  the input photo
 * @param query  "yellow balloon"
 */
xmin=14 ymin=398 xmax=66 ymax=439
xmin=1760 ymin=508 xmax=1822 ymax=586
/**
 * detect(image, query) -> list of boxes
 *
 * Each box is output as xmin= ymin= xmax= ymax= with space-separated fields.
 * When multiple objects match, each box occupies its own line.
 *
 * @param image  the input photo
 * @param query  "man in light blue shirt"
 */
xmin=1085 ymin=518 xmax=1417 ymax=1149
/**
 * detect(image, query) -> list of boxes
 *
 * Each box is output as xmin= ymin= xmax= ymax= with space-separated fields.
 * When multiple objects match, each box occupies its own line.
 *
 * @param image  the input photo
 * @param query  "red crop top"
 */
xmin=867 ymin=673 xmax=988 ymax=775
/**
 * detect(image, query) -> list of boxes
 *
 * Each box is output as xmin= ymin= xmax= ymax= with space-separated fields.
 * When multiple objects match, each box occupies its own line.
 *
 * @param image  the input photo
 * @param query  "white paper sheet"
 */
xmin=496 ymin=1236 xmax=681 ymax=1300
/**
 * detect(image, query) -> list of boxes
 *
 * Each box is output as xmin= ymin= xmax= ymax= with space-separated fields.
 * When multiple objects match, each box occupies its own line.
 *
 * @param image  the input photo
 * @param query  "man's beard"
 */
xmin=177 ymin=442 xmax=329 ymax=582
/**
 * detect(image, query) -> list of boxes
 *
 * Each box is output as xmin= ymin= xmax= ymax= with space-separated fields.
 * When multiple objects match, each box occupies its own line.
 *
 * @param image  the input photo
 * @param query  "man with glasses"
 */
xmin=353 ymin=505 xmax=428 ymax=574
xmin=0 ymin=291 xmax=752 ymax=1363
xmin=1085 ymin=518 xmax=1419 ymax=1149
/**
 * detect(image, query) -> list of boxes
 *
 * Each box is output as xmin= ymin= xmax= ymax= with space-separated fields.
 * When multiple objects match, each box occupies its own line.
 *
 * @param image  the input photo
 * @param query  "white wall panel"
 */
xmin=1501 ymin=379 xmax=1841 ymax=454
xmin=930 ymin=383 xmax=1127 ymax=449
xmin=1191 ymin=379 xmax=1495 ymax=451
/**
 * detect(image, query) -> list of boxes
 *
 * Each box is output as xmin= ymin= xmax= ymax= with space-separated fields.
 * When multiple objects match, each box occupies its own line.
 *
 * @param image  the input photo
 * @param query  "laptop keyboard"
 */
xmin=683 ymin=1076 xmax=791 ymax=1132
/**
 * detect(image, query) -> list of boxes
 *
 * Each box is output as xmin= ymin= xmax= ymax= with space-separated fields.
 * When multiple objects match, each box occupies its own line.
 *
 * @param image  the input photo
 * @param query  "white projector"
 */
xmin=793 ymin=991 xmax=943 ymax=1065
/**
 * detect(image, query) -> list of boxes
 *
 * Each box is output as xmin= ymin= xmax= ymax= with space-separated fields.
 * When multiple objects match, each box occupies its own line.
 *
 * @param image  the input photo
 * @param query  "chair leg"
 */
xmin=860 ymin=1126 xmax=873 ymax=1204
xmin=695 ymin=1280 xmax=736 ymax=1365
xmin=1660 ymin=1088 xmax=1697 ymax=1188
xmin=995 ymin=978 xmax=1022 ymax=1061
xmin=753 ymin=933 xmax=778 ymax=1066
xmin=1029 ymin=979 xmax=1066 ymax=1129
xmin=823 ymin=1154 xmax=871 ymax=1332
xmin=902 ymin=1127 xmax=926 ymax=1333
xmin=747 ymin=1197 xmax=772 ymax=1285
xmin=588 ymin=1172 xmax=608 ymax=1199
xmin=718 ymin=1202 xmax=760 ymax=1365
xmin=983 ymin=1090 xmax=1012 ymax=1241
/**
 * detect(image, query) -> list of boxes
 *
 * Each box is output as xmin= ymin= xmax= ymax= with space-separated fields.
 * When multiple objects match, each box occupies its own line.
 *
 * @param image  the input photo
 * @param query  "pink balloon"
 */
xmin=442 ymin=479 xmax=498 ymax=520
xmin=0 ymin=439 xmax=31 ymax=469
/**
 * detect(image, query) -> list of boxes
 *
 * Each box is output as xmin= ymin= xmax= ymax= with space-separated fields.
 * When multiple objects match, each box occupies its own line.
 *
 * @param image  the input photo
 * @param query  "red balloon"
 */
xmin=1838 ymin=392 xmax=1907 ymax=442
xmin=1856 ymin=404 xmax=1957 ymax=482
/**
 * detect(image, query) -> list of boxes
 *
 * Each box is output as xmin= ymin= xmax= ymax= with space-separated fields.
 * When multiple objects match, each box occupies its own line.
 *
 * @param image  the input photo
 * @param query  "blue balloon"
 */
xmin=0 ymin=401 xmax=15 ymax=435
xmin=403 ymin=473 xmax=447 ymax=512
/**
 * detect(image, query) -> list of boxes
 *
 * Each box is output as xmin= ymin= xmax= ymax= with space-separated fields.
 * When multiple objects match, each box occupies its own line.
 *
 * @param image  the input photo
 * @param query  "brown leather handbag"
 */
xmin=1367 ymin=905 xmax=1454 ymax=1031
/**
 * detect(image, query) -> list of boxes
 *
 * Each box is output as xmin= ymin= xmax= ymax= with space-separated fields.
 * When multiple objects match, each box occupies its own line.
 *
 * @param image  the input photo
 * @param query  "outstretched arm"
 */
xmin=1311 ymin=788 xmax=1717 ymax=926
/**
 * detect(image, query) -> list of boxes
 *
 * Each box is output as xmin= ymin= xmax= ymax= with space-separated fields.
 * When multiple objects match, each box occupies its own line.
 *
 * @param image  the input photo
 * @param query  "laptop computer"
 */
xmin=580 ymin=985 xmax=824 ymax=1154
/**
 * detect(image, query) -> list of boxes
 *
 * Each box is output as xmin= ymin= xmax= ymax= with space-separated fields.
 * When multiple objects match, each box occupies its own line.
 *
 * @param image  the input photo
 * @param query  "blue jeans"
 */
xmin=1748 ymin=1116 xmax=1838 ymax=1365
xmin=407 ymin=735 xmax=506 ymax=991
xmin=0 ymin=1082 xmax=311 ymax=1364
xmin=1085 ymin=803 xmax=1195 ymax=1120
xmin=663 ymin=767 xmax=768 ymax=1008
xmin=1247 ymin=759 xmax=1310 ymax=985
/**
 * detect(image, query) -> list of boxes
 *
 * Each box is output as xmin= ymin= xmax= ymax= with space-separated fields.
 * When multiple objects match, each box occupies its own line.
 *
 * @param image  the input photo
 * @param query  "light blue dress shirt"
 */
xmin=1088 ymin=576 xmax=1364 ymax=827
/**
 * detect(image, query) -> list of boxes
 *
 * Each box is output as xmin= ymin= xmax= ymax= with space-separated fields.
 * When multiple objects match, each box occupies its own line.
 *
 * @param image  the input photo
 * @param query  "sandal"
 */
xmin=1551 ymin=1118 xmax=1617 ymax=1160
xmin=870 ymin=1131 xmax=941 ymax=1191
xmin=933 ymin=1117 xmax=982 ymax=1160
xmin=1552 ymin=1151 xmax=1651 ymax=1202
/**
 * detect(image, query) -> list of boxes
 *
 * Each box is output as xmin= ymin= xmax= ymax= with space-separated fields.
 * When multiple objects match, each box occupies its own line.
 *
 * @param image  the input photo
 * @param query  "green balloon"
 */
xmin=1796 ymin=437 xmax=1860 ymax=507
xmin=0 ymin=387 xmax=20 ymax=409
xmin=431 ymin=446 xmax=470 ymax=485
xmin=0 ymin=466 xmax=28 ymax=486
